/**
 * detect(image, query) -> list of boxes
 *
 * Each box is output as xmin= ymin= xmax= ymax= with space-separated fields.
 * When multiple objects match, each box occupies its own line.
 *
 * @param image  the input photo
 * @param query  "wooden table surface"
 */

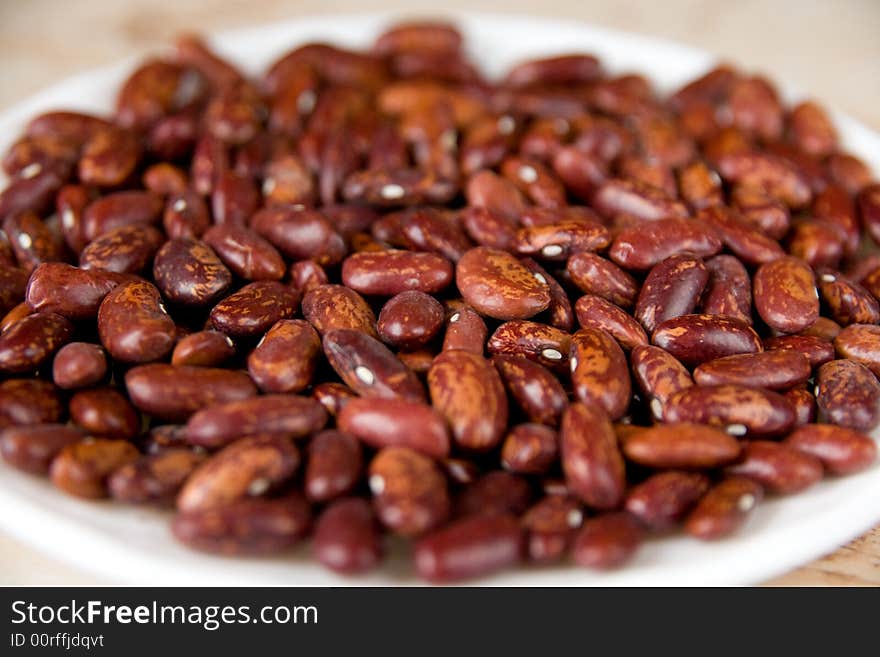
xmin=1 ymin=0 xmax=878 ymax=586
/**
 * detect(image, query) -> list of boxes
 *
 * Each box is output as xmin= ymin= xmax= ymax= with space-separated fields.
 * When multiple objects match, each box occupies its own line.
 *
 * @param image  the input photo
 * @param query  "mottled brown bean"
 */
xmin=575 ymin=295 xmax=648 ymax=351
xmin=815 ymin=359 xmax=880 ymax=432
xmin=625 ymin=471 xmax=711 ymax=531
xmin=313 ymin=498 xmax=383 ymax=574
xmin=753 ymin=256 xmax=819 ymax=334
xmin=172 ymin=330 xmax=235 ymax=367
xmin=0 ymin=424 xmax=85 ymax=474
xmin=652 ymin=314 xmax=762 ymax=367
xmin=456 ymin=247 xmax=551 ymax=320
xmin=569 ymin=327 xmax=631 ymax=420
xmin=184 ymin=395 xmax=327 ymax=449
xmin=209 ymin=281 xmax=300 ymax=338
xmin=621 ymin=423 xmax=742 ymax=469
xmin=369 ymin=446 xmax=450 ymax=537
xmin=125 ymin=364 xmax=257 ymax=422
xmin=323 ymin=328 xmax=425 ymax=402
xmin=663 ymin=385 xmax=796 ymax=438
xmin=50 ymin=439 xmax=140 ymax=499
xmin=493 ymin=354 xmax=568 ymax=427
xmin=726 ymin=441 xmax=823 ymax=494
xmin=337 ymin=397 xmax=450 ymax=459
xmin=0 ymin=311 xmax=73 ymax=373
xmin=571 ymin=512 xmax=644 ymax=570
xmin=634 ymin=255 xmax=709 ymax=334
xmin=69 ymin=388 xmax=140 ymax=440
xmin=501 ymin=423 xmax=558 ymax=475
xmin=560 ymin=402 xmax=626 ymax=510
xmin=693 ymin=350 xmax=811 ymax=390
xmin=52 ymin=342 xmax=107 ymax=389
xmin=304 ymin=430 xmax=363 ymax=503
xmin=428 ymin=349 xmax=508 ymax=452
xmin=377 ymin=291 xmax=444 ymax=350
xmin=684 ymin=476 xmax=764 ymax=540
xmin=109 ymin=449 xmax=206 ymax=505
xmin=80 ymin=224 xmax=165 ymax=275
xmin=98 ymin=280 xmax=175 ymax=363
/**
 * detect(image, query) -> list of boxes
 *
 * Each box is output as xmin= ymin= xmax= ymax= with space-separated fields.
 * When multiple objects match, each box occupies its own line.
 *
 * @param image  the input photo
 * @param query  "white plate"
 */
xmin=1 ymin=11 xmax=879 ymax=586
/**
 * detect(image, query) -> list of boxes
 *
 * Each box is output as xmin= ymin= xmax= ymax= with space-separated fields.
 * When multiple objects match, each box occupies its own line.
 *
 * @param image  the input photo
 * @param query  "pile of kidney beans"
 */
xmin=0 ymin=20 xmax=879 ymax=582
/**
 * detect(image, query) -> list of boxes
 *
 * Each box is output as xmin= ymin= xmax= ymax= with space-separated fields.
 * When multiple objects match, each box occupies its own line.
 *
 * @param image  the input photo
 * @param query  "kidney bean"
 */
xmin=323 ymin=328 xmax=425 ymax=402
xmin=163 ymin=190 xmax=210 ymax=240
xmin=678 ymin=160 xmax=723 ymax=212
xmin=625 ymin=471 xmax=711 ymax=532
xmin=313 ymin=498 xmax=383 ymax=574
xmin=592 ymin=178 xmax=689 ymax=222
xmin=521 ymin=495 xmax=583 ymax=562
xmin=152 ymin=238 xmax=232 ymax=307
xmin=786 ymin=219 xmax=844 ymax=270
xmin=459 ymin=206 xmax=517 ymax=251
xmin=701 ymin=255 xmax=752 ymax=323
xmin=493 ymin=354 xmax=567 ymax=427
xmin=487 ymin=320 xmax=571 ymax=370
xmin=414 ymin=513 xmax=523 ymax=582
xmin=109 ymin=449 xmax=206 ymax=505
xmin=0 ymin=379 xmax=63 ymax=425
xmin=97 ymin=280 xmax=175 ymax=363
xmin=501 ymin=424 xmax=558 ymax=475
xmin=726 ymin=441 xmax=823 ymax=494
xmin=623 ymin=422 xmax=740 ymax=471
xmin=652 ymin=314 xmax=762 ymax=367
xmin=50 ymin=438 xmax=140 ymax=499
xmin=514 ymin=219 xmax=610 ymax=262
xmin=464 ymin=170 xmax=526 ymax=223
xmin=717 ymin=152 xmax=811 ymax=208
xmin=455 ymin=471 xmax=533 ymax=519
xmin=343 ymin=249 xmax=453 ymax=296
xmin=288 ymin=261 xmax=327 ymax=294
xmin=815 ymin=359 xmax=880 ymax=432
xmin=184 ymin=395 xmax=326 ymax=449
xmin=302 ymin=284 xmax=378 ymax=338
xmin=456 ymin=247 xmax=551 ymax=320
xmin=784 ymin=424 xmax=876 ymax=476
xmin=520 ymin=258 xmax=574 ymax=331
xmin=665 ymin=384 xmax=796 ymax=438
xmin=833 ymin=324 xmax=880 ymax=376
xmin=178 ymin=434 xmax=300 ymax=513
xmin=304 ymin=430 xmax=363 ymax=503
xmin=250 ymin=207 xmax=345 ymax=266
xmin=125 ymin=364 xmax=257 ymax=422
xmin=730 ymin=184 xmax=790 ymax=240
xmin=337 ymin=397 xmax=450 ymax=459
xmin=0 ymin=265 xmax=28 ymax=316
xmin=684 ymin=476 xmax=764 ymax=540
xmin=693 ymin=350 xmax=811 ymax=390
xmin=171 ymin=330 xmax=235 ymax=368
xmin=79 ymin=126 xmax=142 ymax=187
xmin=635 ymin=255 xmax=709 ymax=334
xmin=1 ymin=423 xmax=81 ymax=477
xmin=245 ymin=319 xmax=320 ymax=394
xmin=699 ymin=206 xmax=785 ymax=266
xmin=69 ymin=388 xmax=139 ymax=440
xmin=173 ymin=493 xmax=312 ymax=555
xmin=209 ymin=281 xmax=299 ymax=338
xmin=826 ymin=153 xmax=872 ymax=195
xmin=609 ymin=218 xmax=721 ymax=271
xmin=572 ymin=512 xmax=643 ymax=569
xmin=369 ymin=446 xmax=450 ymax=537
xmin=0 ymin=167 xmax=65 ymax=223
xmin=442 ymin=303 xmax=487 ymax=354
xmin=85 ymin=228 xmax=158 ymax=276
xmin=4 ymin=134 xmax=78 ymax=179
xmin=631 ymin=345 xmax=693 ymax=420
xmin=3 ymin=211 xmax=64 ymax=273
xmin=784 ymin=386 xmax=816 ymax=425
xmin=0 ymin=311 xmax=73 ymax=374
xmin=51 ymin=342 xmax=107 ymax=389
xmin=428 ymin=349 xmax=508 ymax=452
xmin=798 ymin=316 xmax=842 ymax=341
xmin=143 ymin=162 xmax=188 ymax=196
xmin=787 ymin=101 xmax=837 ymax=157
xmin=0 ymin=302 xmax=32 ymax=333
xmin=311 ymin=382 xmax=358 ymax=417
xmin=816 ymin=270 xmax=880 ymax=326
xmin=813 ymin=185 xmax=858 ymax=257
xmin=376 ymin=291 xmax=444 ymax=350
xmin=560 ymin=402 xmax=625 ymax=509
xmin=82 ymin=191 xmax=162 ymax=242
xmin=569 ymin=327 xmax=631 ymax=420
xmin=399 ymin=207 xmax=473 ymax=262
